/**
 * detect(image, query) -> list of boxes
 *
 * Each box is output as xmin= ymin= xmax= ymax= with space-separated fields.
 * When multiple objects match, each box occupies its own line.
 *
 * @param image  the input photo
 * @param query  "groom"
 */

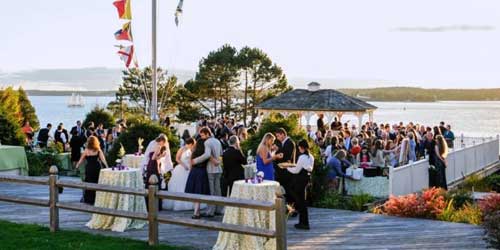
xmin=192 ymin=127 xmax=223 ymax=217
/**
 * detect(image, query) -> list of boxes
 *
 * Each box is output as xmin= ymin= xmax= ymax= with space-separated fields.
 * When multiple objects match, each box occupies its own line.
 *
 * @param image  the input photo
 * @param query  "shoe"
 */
xmin=214 ymin=212 xmax=224 ymax=216
xmin=200 ymin=213 xmax=214 ymax=218
xmin=191 ymin=215 xmax=201 ymax=219
xmin=294 ymin=224 xmax=310 ymax=230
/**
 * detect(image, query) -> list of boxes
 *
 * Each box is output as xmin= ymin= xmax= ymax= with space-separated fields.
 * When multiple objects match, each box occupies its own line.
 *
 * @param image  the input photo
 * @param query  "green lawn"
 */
xmin=0 ymin=220 xmax=185 ymax=250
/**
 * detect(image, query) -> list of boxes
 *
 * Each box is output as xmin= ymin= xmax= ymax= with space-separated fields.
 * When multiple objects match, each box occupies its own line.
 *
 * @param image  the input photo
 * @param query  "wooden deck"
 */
xmin=0 ymin=178 xmax=489 ymax=250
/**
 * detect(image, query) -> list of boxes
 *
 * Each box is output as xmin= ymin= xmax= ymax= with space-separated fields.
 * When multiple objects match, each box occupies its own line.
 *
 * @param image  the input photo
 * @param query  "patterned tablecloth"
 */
xmin=86 ymin=168 xmax=147 ymax=232
xmin=122 ymin=154 xmax=145 ymax=169
xmin=213 ymin=180 xmax=280 ymax=250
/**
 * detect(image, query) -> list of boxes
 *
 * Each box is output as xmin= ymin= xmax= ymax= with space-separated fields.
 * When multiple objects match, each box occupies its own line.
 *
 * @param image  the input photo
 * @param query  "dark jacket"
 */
xmin=37 ymin=128 xmax=50 ymax=144
xmin=222 ymin=146 xmax=247 ymax=182
xmin=275 ymin=138 xmax=296 ymax=165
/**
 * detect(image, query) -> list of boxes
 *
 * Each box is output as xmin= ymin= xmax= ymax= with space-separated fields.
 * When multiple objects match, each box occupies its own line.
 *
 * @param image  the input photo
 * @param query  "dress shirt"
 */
xmin=287 ymin=154 xmax=314 ymax=174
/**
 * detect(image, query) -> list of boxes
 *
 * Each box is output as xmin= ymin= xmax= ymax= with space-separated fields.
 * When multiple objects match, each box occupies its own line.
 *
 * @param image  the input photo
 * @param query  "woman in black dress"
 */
xmin=69 ymin=130 xmax=84 ymax=170
xmin=431 ymin=135 xmax=448 ymax=190
xmin=185 ymin=138 xmax=210 ymax=219
xmin=145 ymin=144 xmax=167 ymax=210
xmin=76 ymin=136 xmax=109 ymax=205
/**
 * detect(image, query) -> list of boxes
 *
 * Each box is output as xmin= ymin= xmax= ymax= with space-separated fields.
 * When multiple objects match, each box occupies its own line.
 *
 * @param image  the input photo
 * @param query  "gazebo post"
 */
xmin=368 ymin=110 xmax=374 ymax=122
xmin=355 ymin=112 xmax=364 ymax=131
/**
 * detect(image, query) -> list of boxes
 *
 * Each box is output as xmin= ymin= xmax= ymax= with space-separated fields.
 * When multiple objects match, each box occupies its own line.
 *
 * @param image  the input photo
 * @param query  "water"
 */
xmin=29 ymin=96 xmax=114 ymax=129
xmin=28 ymin=96 xmax=500 ymax=138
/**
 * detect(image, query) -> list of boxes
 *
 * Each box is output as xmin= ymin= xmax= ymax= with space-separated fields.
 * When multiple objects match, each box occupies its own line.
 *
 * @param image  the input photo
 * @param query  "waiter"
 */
xmin=273 ymin=128 xmax=296 ymax=214
xmin=287 ymin=139 xmax=314 ymax=230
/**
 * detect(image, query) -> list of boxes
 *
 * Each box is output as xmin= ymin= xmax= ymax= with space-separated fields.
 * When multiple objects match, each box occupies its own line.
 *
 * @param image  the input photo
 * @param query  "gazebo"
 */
xmin=256 ymin=82 xmax=378 ymax=129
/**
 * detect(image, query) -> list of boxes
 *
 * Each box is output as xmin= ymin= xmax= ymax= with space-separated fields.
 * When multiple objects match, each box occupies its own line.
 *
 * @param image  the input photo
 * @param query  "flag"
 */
xmin=114 ymin=22 xmax=133 ymax=41
xmin=174 ymin=0 xmax=184 ymax=27
xmin=113 ymin=0 xmax=132 ymax=20
xmin=117 ymin=45 xmax=135 ymax=68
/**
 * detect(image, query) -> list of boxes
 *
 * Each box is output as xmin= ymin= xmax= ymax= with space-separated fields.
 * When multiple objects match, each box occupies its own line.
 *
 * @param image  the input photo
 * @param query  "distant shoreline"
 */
xmin=26 ymin=90 xmax=116 ymax=96
xmin=25 ymin=87 xmax=500 ymax=102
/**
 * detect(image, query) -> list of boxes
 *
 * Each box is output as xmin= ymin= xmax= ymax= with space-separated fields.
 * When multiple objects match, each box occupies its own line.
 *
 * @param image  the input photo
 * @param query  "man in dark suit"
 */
xmin=273 ymin=128 xmax=296 ymax=209
xmin=222 ymin=135 xmax=247 ymax=196
xmin=37 ymin=123 xmax=52 ymax=148
xmin=70 ymin=120 xmax=86 ymax=140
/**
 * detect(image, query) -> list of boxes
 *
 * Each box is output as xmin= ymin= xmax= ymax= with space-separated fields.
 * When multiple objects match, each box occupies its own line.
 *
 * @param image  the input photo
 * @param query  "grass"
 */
xmin=0 ymin=220 xmax=185 ymax=250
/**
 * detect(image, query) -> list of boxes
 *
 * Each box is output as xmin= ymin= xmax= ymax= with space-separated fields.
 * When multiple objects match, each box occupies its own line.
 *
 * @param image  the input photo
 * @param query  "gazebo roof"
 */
xmin=257 ymin=82 xmax=377 ymax=112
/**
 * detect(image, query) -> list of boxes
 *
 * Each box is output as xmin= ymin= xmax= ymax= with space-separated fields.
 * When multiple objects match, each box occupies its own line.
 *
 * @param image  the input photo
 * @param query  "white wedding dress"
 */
xmin=164 ymin=148 xmax=194 ymax=211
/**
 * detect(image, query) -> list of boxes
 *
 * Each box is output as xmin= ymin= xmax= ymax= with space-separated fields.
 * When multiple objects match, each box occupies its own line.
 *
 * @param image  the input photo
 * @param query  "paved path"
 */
xmin=0 ymin=178 xmax=489 ymax=250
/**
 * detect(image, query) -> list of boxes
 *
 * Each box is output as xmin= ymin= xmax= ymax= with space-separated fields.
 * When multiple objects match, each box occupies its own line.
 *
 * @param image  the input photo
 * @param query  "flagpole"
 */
xmin=151 ymin=0 xmax=158 ymax=121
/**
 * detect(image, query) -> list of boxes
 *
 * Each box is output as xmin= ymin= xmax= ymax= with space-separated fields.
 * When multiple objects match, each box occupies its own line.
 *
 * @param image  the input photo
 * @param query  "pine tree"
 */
xmin=17 ymin=87 xmax=40 ymax=130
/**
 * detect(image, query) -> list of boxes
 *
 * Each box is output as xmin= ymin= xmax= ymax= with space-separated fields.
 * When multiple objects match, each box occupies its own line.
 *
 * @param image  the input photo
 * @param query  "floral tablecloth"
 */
xmin=122 ymin=154 xmax=145 ymax=169
xmin=213 ymin=180 xmax=280 ymax=250
xmin=345 ymin=176 xmax=389 ymax=197
xmin=86 ymin=168 xmax=146 ymax=232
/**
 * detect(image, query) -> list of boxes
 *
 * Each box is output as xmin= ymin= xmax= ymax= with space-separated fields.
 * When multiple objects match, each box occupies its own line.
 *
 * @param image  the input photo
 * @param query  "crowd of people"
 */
xmin=309 ymin=116 xmax=455 ymax=191
xmin=24 ymin=115 xmax=458 ymax=231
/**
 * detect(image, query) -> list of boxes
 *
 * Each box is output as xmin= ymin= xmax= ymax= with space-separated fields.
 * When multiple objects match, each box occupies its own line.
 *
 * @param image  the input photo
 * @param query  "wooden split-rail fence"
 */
xmin=0 ymin=166 xmax=288 ymax=249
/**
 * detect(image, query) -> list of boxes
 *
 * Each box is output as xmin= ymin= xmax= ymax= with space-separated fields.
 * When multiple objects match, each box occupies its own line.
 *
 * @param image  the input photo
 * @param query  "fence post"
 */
xmin=49 ymin=165 xmax=59 ymax=233
xmin=147 ymin=175 xmax=159 ymax=246
xmin=275 ymin=187 xmax=287 ymax=250
xmin=461 ymin=134 xmax=464 ymax=148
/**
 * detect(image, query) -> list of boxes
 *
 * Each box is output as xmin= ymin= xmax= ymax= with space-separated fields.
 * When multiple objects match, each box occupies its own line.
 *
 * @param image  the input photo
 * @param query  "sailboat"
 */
xmin=67 ymin=93 xmax=85 ymax=107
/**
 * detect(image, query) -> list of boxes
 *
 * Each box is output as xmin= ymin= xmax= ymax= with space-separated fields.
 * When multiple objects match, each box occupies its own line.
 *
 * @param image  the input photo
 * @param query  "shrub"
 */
xmin=27 ymin=152 xmax=61 ymax=176
xmin=478 ymin=194 xmax=500 ymax=217
xmin=313 ymin=191 xmax=349 ymax=210
xmin=241 ymin=113 xmax=327 ymax=204
xmin=107 ymin=121 xmax=179 ymax=165
xmin=485 ymin=174 xmax=500 ymax=192
xmin=460 ymin=174 xmax=490 ymax=192
xmin=377 ymin=187 xmax=446 ymax=219
xmin=445 ymin=188 xmax=473 ymax=209
xmin=350 ymin=194 xmax=376 ymax=211
xmin=83 ymin=106 xmax=115 ymax=129
xmin=449 ymin=203 xmax=482 ymax=225
xmin=314 ymin=192 xmax=375 ymax=211
xmin=484 ymin=211 xmax=500 ymax=249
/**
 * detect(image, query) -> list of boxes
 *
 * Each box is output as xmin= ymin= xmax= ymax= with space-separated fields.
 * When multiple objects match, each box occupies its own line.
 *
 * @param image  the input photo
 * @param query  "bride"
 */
xmin=165 ymin=138 xmax=196 ymax=211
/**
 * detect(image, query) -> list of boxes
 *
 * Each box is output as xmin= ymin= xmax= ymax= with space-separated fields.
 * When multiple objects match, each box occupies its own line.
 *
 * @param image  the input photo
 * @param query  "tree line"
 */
xmin=340 ymin=87 xmax=500 ymax=102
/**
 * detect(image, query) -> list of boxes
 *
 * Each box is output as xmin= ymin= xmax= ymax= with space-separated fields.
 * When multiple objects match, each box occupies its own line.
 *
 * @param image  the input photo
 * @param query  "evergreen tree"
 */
xmin=83 ymin=106 xmax=115 ymax=129
xmin=116 ymin=67 xmax=179 ymax=117
xmin=17 ymin=87 xmax=40 ymax=130
xmin=0 ymin=87 xmax=22 ymax=125
xmin=0 ymin=106 xmax=25 ymax=145
xmin=237 ymin=47 xmax=291 ymax=125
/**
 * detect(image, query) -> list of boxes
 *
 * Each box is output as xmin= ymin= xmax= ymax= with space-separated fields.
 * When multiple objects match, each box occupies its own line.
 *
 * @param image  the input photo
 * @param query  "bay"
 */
xmin=28 ymin=96 xmax=500 ymax=138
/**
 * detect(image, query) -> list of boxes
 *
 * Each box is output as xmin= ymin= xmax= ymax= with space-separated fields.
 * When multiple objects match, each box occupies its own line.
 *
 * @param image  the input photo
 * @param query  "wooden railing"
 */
xmin=0 ymin=166 xmax=287 ymax=249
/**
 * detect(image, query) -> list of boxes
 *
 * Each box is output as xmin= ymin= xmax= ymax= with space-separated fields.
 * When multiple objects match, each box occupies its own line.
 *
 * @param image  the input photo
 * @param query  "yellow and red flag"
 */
xmin=113 ymin=0 xmax=132 ymax=20
xmin=114 ymin=22 xmax=133 ymax=41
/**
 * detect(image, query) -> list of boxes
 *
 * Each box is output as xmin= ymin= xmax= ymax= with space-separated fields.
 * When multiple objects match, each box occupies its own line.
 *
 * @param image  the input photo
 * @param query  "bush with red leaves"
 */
xmin=376 ymin=187 xmax=447 ymax=219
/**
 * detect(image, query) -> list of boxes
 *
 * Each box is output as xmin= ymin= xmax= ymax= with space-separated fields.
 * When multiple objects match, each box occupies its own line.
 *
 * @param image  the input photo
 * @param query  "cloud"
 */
xmin=392 ymin=25 xmax=495 ymax=33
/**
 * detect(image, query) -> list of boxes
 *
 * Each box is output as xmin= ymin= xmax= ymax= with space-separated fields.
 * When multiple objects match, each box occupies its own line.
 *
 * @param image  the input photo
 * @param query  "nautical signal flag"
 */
xmin=113 ymin=0 xmax=132 ymax=20
xmin=174 ymin=0 xmax=184 ymax=27
xmin=117 ymin=45 xmax=136 ymax=68
xmin=114 ymin=22 xmax=133 ymax=41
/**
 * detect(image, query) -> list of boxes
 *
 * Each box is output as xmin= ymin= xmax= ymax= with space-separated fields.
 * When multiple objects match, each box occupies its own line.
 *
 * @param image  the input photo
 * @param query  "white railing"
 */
xmin=389 ymin=136 xmax=500 ymax=196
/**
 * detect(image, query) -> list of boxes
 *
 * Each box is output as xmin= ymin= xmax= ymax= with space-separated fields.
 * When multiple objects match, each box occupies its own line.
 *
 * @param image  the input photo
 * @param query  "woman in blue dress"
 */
xmin=256 ymin=133 xmax=283 ymax=180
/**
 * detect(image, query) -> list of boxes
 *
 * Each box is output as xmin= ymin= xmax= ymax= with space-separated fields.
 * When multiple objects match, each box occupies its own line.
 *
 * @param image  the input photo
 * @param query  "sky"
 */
xmin=1 ymin=0 xmax=500 ymax=88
